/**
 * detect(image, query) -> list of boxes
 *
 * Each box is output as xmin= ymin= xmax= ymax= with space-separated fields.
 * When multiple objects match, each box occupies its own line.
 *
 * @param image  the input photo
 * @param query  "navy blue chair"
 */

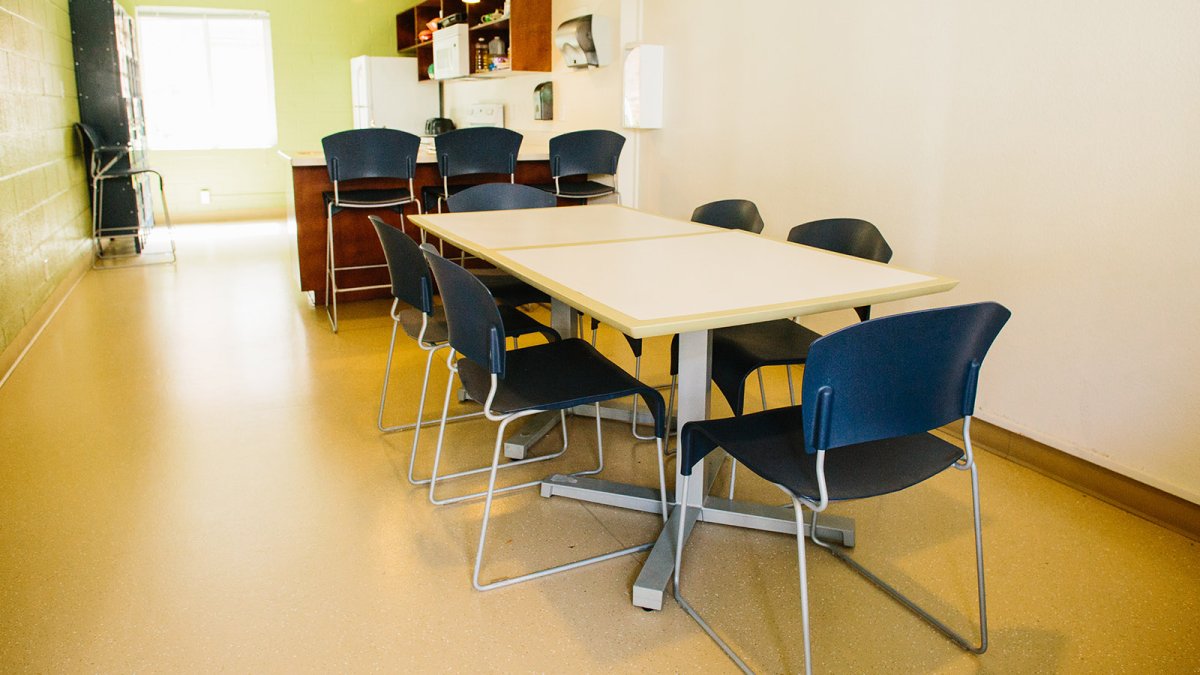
xmin=421 ymin=246 xmax=670 ymax=591
xmin=321 ymin=128 xmax=422 ymax=332
xmin=75 ymin=122 xmax=175 ymax=264
xmin=420 ymin=127 xmax=523 ymax=214
xmin=446 ymin=183 xmax=555 ymax=307
xmin=711 ymin=218 xmax=893 ymax=498
xmin=713 ymin=217 xmax=893 ymax=416
xmin=533 ymin=129 xmax=625 ymax=202
xmin=370 ymin=217 xmax=560 ymax=498
xmin=674 ymin=302 xmax=1010 ymax=673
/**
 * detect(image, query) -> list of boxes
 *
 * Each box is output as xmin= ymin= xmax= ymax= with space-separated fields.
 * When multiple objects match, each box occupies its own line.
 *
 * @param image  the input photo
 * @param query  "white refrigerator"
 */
xmin=350 ymin=56 xmax=438 ymax=135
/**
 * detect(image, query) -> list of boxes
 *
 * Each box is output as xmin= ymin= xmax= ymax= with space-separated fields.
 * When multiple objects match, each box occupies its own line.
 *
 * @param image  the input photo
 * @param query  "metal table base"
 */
xmin=540 ymin=471 xmax=856 ymax=611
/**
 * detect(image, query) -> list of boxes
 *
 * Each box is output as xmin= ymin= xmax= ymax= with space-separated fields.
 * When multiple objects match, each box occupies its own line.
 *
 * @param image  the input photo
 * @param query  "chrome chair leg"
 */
xmin=726 ymin=369 xmax=775 ymax=500
xmin=472 ymin=405 xmax=664 ymax=591
xmin=664 ymin=374 xmax=677 ymax=458
xmin=630 ymin=355 xmax=656 ymax=440
xmin=806 ymin=467 xmax=988 ymax=654
xmin=792 ymin=497 xmax=814 ymax=675
xmin=426 ymin=361 xmax=571 ymax=505
xmin=324 ymin=202 xmax=338 ymax=332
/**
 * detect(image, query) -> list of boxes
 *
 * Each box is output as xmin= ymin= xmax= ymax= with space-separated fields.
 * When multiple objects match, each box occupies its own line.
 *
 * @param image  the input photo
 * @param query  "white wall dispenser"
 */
xmin=555 ymin=15 xmax=613 ymax=68
xmin=622 ymin=44 xmax=663 ymax=129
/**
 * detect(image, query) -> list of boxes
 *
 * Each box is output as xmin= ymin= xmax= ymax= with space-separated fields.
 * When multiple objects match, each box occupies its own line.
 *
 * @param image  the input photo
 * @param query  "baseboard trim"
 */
xmin=0 ymin=252 xmax=91 ymax=390
xmin=171 ymin=207 xmax=287 ymax=224
xmin=941 ymin=419 xmax=1200 ymax=542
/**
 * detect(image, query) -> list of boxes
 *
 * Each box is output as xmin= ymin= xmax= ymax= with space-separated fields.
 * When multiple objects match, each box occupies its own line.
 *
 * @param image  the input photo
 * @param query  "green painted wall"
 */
xmin=125 ymin=0 xmax=420 ymax=220
xmin=0 ymin=0 xmax=91 ymax=356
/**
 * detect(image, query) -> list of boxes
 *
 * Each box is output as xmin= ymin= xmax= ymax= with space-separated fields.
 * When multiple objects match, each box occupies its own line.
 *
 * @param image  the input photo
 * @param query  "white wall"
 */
xmin=636 ymin=1 xmax=1200 ymax=502
xmin=440 ymin=0 xmax=1200 ymax=503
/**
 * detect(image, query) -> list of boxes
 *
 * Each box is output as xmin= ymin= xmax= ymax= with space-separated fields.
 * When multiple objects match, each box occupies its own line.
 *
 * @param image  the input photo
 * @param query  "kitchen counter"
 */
xmin=280 ymin=138 xmax=551 ymax=167
xmin=284 ymin=140 xmax=556 ymax=305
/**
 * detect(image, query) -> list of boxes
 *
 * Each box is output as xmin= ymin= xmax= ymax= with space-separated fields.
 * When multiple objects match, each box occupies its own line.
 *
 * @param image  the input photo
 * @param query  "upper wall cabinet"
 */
xmin=397 ymin=0 xmax=550 ymax=81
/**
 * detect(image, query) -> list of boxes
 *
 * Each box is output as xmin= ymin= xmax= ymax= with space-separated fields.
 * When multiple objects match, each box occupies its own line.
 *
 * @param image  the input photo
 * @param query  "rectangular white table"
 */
xmin=410 ymin=204 xmax=958 ymax=609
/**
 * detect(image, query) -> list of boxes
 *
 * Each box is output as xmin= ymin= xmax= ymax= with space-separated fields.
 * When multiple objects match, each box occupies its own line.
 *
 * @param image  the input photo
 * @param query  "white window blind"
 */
xmin=137 ymin=8 xmax=278 ymax=150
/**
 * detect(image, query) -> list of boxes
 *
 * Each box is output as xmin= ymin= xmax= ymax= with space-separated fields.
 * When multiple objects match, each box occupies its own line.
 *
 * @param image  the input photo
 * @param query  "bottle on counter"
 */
xmin=488 ymin=35 xmax=505 ymax=70
xmin=474 ymin=37 xmax=487 ymax=73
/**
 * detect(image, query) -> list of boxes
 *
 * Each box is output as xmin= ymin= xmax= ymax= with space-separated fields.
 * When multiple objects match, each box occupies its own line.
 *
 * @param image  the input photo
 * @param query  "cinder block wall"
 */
xmin=0 ymin=0 xmax=91 ymax=355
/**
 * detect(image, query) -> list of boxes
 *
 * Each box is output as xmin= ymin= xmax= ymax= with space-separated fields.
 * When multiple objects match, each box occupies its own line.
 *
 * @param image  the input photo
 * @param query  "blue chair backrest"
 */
xmin=690 ymin=199 xmax=765 ymax=234
xmin=434 ymin=127 xmax=523 ymax=179
xmin=789 ymin=218 xmax=893 ymax=322
xmin=549 ymin=130 xmax=625 ymax=179
xmin=369 ymin=216 xmax=434 ymax=314
xmin=74 ymin=123 xmax=103 ymax=177
xmin=801 ymin=302 xmax=1011 ymax=454
xmin=422 ymin=247 xmax=507 ymax=377
xmin=321 ymin=128 xmax=421 ymax=183
xmin=787 ymin=218 xmax=893 ymax=264
xmin=447 ymin=183 xmax=557 ymax=212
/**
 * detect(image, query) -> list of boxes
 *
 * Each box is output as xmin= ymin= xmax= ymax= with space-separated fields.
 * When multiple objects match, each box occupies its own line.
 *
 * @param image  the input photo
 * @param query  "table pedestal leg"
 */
xmin=632 ymin=329 xmax=710 ymax=609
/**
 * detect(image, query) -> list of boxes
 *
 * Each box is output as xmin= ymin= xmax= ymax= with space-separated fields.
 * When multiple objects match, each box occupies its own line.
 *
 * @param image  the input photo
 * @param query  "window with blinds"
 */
xmin=136 ymin=8 xmax=278 ymax=150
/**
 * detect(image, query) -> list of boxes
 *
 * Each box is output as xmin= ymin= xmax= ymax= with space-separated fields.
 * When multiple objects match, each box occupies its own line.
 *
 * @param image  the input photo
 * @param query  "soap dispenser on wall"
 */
xmin=533 ymin=82 xmax=553 ymax=121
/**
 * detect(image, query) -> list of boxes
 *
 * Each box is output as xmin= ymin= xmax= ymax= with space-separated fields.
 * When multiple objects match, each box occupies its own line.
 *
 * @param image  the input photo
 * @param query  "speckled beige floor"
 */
xmin=1 ymin=221 xmax=1197 ymax=673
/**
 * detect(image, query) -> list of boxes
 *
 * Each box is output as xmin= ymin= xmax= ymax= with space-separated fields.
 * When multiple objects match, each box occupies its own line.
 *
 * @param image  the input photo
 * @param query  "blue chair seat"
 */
xmin=532 ymin=179 xmax=614 ymax=199
xmin=457 ymin=338 xmax=664 ymax=428
xmin=681 ymin=405 xmax=964 ymax=501
xmin=711 ymin=319 xmax=821 ymax=415
xmin=399 ymin=307 xmax=446 ymax=344
xmin=323 ymin=187 xmax=413 ymax=210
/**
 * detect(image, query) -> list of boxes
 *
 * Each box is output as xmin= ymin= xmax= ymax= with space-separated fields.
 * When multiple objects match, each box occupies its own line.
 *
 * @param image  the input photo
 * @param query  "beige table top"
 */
xmin=414 ymin=204 xmax=713 ymax=255
xmin=409 ymin=205 xmax=958 ymax=339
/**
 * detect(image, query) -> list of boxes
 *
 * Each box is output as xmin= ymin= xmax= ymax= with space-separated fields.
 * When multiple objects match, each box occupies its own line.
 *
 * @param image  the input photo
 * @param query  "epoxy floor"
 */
xmin=1 ymin=221 xmax=1197 ymax=673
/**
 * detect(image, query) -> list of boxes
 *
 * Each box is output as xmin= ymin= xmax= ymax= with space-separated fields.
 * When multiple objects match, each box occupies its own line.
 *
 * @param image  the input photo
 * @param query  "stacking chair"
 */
xmin=420 ymin=127 xmax=523 ymax=214
xmin=712 ymin=218 xmax=893 ymax=498
xmin=532 ymin=129 xmax=625 ymax=203
xmin=321 ymin=128 xmax=422 ymax=333
xmin=422 ymin=246 xmax=670 ymax=591
xmin=674 ymin=302 xmax=1009 ymax=673
xmin=370 ymin=217 xmax=559 ymax=493
xmin=75 ymin=123 xmax=175 ymax=264
xmin=446 ymin=183 xmax=555 ymax=308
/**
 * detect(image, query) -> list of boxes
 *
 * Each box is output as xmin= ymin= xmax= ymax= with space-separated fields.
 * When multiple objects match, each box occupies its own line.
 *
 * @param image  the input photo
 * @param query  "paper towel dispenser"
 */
xmin=554 ymin=15 xmax=612 ymax=68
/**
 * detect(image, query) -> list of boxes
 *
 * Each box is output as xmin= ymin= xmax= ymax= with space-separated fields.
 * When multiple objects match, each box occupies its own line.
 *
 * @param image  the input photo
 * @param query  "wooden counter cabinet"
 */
xmin=288 ymin=156 xmax=556 ymax=306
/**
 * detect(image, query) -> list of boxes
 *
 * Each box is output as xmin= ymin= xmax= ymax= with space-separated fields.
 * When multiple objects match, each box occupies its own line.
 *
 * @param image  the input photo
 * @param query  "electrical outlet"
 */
xmin=199 ymin=189 xmax=211 ymax=205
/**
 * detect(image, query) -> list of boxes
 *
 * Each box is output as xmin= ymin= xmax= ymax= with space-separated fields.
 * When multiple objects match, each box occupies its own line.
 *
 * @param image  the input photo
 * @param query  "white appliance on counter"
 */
xmin=350 ymin=56 xmax=438 ymax=134
xmin=432 ymin=24 xmax=469 ymax=80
